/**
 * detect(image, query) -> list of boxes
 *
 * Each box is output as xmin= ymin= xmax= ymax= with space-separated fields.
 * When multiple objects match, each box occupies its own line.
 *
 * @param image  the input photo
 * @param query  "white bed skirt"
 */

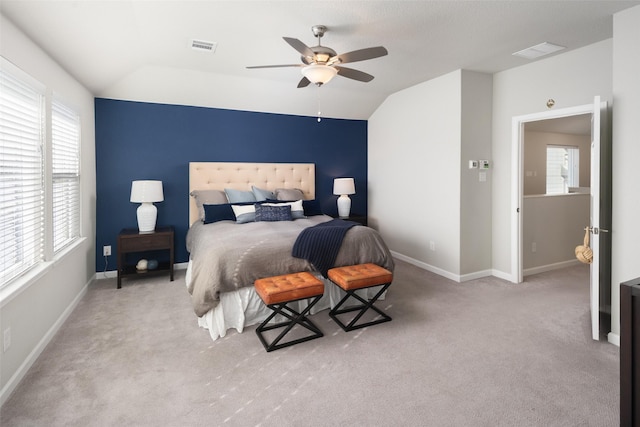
xmin=185 ymin=260 xmax=385 ymax=342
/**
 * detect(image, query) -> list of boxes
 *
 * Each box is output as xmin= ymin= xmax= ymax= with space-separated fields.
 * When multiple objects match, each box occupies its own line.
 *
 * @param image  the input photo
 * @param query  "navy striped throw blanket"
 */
xmin=292 ymin=219 xmax=360 ymax=277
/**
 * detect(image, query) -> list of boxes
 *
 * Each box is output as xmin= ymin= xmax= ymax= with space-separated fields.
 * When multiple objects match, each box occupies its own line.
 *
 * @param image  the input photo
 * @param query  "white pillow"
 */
xmin=231 ymin=204 xmax=256 ymax=223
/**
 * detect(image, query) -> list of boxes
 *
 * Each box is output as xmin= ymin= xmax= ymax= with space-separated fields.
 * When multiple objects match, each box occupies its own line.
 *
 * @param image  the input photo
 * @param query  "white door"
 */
xmin=589 ymin=96 xmax=607 ymax=341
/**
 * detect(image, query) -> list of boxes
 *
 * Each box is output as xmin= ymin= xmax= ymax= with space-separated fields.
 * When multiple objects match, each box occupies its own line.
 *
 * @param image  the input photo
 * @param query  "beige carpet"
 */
xmin=1 ymin=260 xmax=619 ymax=426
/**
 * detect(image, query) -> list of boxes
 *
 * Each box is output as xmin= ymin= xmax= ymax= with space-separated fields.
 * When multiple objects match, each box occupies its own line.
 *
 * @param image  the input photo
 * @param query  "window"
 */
xmin=546 ymin=145 xmax=579 ymax=194
xmin=0 ymin=64 xmax=45 ymax=286
xmin=52 ymin=98 xmax=80 ymax=252
xmin=0 ymin=57 xmax=81 ymax=288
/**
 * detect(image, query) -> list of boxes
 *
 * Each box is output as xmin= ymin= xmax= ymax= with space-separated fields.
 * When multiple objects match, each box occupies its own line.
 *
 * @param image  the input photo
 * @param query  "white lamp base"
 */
xmin=137 ymin=202 xmax=157 ymax=233
xmin=337 ymin=194 xmax=351 ymax=219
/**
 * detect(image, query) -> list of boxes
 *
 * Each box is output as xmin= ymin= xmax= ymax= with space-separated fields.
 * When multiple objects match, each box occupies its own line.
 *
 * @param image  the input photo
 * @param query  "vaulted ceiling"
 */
xmin=1 ymin=1 xmax=637 ymax=119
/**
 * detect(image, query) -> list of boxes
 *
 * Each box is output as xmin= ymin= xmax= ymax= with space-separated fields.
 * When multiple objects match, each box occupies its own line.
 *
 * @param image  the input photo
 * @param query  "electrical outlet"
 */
xmin=103 ymin=245 xmax=111 ymax=256
xmin=3 ymin=327 xmax=11 ymax=352
xmin=532 ymin=242 xmax=537 ymax=253
xmin=429 ymin=241 xmax=436 ymax=251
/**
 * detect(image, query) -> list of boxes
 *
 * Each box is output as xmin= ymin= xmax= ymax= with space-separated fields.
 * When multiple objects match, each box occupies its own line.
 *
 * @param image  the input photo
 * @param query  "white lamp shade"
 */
xmin=130 ymin=180 xmax=163 ymax=203
xmin=302 ymin=64 xmax=338 ymax=85
xmin=333 ymin=178 xmax=355 ymax=195
xmin=130 ymin=180 xmax=163 ymax=232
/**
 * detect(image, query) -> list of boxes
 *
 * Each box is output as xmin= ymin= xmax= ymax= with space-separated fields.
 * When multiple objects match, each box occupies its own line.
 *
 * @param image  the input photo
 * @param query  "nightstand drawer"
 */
xmin=119 ymin=233 xmax=172 ymax=251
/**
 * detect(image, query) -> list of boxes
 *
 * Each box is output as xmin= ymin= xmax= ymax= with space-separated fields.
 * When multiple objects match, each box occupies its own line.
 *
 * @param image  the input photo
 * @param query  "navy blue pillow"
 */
xmin=255 ymin=204 xmax=292 ymax=222
xmin=203 ymin=204 xmax=235 ymax=224
xmin=302 ymin=200 xmax=323 ymax=216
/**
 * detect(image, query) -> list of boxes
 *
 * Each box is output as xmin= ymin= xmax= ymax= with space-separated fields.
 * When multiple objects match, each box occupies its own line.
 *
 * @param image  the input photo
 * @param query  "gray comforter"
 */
xmin=186 ymin=215 xmax=394 ymax=317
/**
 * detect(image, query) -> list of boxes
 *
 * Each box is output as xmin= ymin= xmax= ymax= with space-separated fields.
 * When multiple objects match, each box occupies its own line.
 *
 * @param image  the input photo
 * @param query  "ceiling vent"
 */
xmin=512 ymin=42 xmax=565 ymax=60
xmin=190 ymin=39 xmax=217 ymax=53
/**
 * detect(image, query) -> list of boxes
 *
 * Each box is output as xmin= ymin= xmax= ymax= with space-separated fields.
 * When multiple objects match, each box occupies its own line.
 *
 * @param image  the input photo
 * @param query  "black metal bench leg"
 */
xmin=256 ymin=294 xmax=323 ymax=352
xmin=329 ymin=283 xmax=392 ymax=332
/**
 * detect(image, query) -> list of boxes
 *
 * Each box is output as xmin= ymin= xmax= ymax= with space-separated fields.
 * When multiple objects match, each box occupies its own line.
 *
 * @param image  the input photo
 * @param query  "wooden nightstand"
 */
xmin=334 ymin=214 xmax=368 ymax=226
xmin=117 ymin=226 xmax=174 ymax=289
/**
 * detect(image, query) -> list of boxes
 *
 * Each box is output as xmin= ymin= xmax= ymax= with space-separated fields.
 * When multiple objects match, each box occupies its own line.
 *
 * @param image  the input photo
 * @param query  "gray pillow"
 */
xmin=275 ymin=188 xmax=304 ymax=201
xmin=251 ymin=185 xmax=275 ymax=201
xmin=190 ymin=189 xmax=228 ymax=220
xmin=225 ymin=188 xmax=257 ymax=203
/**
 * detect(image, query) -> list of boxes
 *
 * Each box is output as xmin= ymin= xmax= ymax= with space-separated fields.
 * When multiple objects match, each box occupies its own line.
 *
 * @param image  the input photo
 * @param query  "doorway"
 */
xmin=521 ymin=114 xmax=591 ymax=274
xmin=511 ymin=99 xmax=611 ymax=340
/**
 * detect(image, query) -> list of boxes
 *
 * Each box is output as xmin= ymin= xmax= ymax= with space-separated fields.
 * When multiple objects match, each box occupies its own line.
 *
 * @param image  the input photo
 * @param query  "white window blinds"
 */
xmin=52 ymin=98 xmax=80 ymax=252
xmin=0 ymin=65 xmax=45 ymax=285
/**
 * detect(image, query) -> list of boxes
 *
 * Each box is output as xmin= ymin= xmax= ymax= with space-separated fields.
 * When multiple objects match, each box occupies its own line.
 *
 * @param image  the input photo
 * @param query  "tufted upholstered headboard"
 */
xmin=189 ymin=162 xmax=315 ymax=226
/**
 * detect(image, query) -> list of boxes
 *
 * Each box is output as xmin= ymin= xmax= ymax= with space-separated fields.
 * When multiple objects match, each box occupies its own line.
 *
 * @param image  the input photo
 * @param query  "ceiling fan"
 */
xmin=247 ymin=25 xmax=388 ymax=88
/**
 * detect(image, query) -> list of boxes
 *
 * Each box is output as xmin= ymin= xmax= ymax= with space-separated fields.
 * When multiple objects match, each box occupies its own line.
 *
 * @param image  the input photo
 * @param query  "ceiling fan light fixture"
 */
xmin=315 ymin=53 xmax=331 ymax=63
xmin=302 ymin=64 xmax=337 ymax=85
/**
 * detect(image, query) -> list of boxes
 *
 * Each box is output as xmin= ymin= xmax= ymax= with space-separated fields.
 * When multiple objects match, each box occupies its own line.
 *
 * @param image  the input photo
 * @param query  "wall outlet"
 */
xmin=103 ymin=245 xmax=111 ymax=256
xmin=532 ymin=242 xmax=537 ymax=253
xmin=3 ymin=327 xmax=11 ymax=352
xmin=430 ymin=241 xmax=436 ymax=251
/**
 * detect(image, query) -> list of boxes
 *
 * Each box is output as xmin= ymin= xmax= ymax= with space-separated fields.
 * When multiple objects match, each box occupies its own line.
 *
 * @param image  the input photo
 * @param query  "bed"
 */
xmin=185 ymin=162 xmax=394 ymax=341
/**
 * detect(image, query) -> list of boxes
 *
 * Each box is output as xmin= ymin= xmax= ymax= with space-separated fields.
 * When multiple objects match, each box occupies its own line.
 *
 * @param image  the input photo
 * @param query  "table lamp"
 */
xmin=333 ymin=178 xmax=355 ymax=218
xmin=130 ymin=180 xmax=164 ymax=233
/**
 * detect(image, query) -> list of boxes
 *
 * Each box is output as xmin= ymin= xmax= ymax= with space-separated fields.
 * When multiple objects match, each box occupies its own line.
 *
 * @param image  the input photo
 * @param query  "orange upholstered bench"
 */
xmin=327 ymin=263 xmax=393 ymax=331
xmin=254 ymin=272 xmax=324 ymax=352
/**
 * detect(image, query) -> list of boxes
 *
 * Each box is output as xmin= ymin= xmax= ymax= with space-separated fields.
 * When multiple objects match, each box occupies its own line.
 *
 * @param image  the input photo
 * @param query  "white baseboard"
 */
xmin=491 ymin=269 xmax=517 ymax=283
xmin=0 ymin=279 xmax=90 ymax=407
xmin=95 ymin=262 xmax=188 ymax=280
xmin=607 ymin=332 xmax=620 ymax=347
xmin=523 ymin=259 xmax=582 ymax=277
xmin=459 ymin=269 xmax=494 ymax=282
xmin=390 ymin=251 xmax=492 ymax=283
xmin=391 ymin=251 xmax=461 ymax=282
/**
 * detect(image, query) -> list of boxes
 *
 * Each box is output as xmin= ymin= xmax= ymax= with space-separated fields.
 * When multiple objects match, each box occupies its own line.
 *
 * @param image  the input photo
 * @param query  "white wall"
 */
xmin=369 ymin=70 xmax=462 ymax=277
xmin=0 ymin=15 xmax=96 ymax=404
xmin=611 ymin=5 xmax=640 ymax=339
xmin=369 ymin=70 xmax=492 ymax=280
xmin=522 ymin=194 xmax=589 ymax=272
xmin=523 ymin=131 xmax=591 ymax=196
xmin=460 ymin=71 xmax=492 ymax=277
xmin=491 ymin=39 xmax=613 ymax=278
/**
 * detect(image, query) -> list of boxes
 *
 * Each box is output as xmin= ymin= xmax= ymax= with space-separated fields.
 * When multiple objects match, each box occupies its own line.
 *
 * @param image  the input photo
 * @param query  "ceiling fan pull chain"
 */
xmin=316 ymin=85 xmax=322 ymax=122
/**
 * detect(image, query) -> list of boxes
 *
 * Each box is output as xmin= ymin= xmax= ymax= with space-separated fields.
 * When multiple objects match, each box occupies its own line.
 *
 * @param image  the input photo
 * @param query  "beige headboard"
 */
xmin=189 ymin=162 xmax=315 ymax=226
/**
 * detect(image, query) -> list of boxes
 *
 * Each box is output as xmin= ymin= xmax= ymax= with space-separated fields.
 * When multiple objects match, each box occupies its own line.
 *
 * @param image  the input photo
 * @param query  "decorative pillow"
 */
xmin=190 ymin=189 xmax=228 ymax=220
xmin=225 ymin=188 xmax=257 ymax=203
xmin=231 ymin=204 xmax=257 ymax=223
xmin=302 ymin=199 xmax=324 ymax=216
xmin=251 ymin=185 xmax=275 ymax=201
xmin=275 ymin=188 xmax=304 ymax=201
xmin=264 ymin=200 xmax=304 ymax=219
xmin=203 ymin=204 xmax=235 ymax=224
xmin=255 ymin=204 xmax=292 ymax=222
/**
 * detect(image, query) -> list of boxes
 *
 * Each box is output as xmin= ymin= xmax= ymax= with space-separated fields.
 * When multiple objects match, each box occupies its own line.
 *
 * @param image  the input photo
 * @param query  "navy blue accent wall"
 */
xmin=94 ymin=98 xmax=368 ymax=272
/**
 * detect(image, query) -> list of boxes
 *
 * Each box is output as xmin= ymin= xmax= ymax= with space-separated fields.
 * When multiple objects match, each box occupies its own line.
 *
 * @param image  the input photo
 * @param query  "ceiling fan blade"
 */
xmin=335 ymin=46 xmax=388 ymax=64
xmin=283 ymin=37 xmax=315 ymax=58
xmin=246 ymin=64 xmax=302 ymax=69
xmin=335 ymin=66 xmax=374 ymax=82
xmin=297 ymin=77 xmax=311 ymax=88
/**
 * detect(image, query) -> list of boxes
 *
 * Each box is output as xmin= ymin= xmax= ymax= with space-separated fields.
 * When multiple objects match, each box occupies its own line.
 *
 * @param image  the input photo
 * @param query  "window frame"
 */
xmin=0 ymin=56 xmax=83 ymax=292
